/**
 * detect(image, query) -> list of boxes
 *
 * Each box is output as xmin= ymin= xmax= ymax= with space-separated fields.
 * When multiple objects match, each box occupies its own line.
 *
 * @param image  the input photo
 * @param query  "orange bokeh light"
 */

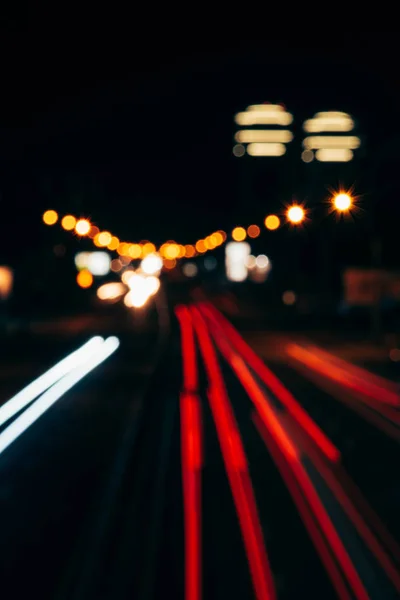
xmin=265 ymin=215 xmax=280 ymax=230
xmin=76 ymin=269 xmax=93 ymax=288
xmin=232 ymin=227 xmax=246 ymax=242
xmin=247 ymin=224 xmax=260 ymax=238
xmin=42 ymin=210 xmax=58 ymax=225
xmin=61 ymin=215 xmax=76 ymax=231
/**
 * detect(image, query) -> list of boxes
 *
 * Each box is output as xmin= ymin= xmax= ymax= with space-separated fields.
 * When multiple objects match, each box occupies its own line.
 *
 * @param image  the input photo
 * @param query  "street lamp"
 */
xmin=287 ymin=205 xmax=305 ymax=224
xmin=333 ymin=192 xmax=352 ymax=212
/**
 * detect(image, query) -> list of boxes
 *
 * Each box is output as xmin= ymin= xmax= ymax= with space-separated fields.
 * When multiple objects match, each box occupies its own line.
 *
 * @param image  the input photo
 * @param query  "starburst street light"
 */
xmin=287 ymin=205 xmax=305 ymax=224
xmin=333 ymin=192 xmax=352 ymax=212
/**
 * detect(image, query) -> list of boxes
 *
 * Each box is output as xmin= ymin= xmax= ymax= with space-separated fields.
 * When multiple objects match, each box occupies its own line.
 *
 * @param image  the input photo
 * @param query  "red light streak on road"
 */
xmin=199 ymin=303 xmax=340 ymax=463
xmin=176 ymin=306 xmax=203 ymax=600
xmin=190 ymin=307 xmax=277 ymax=600
xmin=287 ymin=344 xmax=400 ymax=426
xmin=253 ymin=412 xmax=352 ymax=600
xmin=306 ymin=344 xmax=400 ymax=397
xmin=200 ymin=315 xmax=369 ymax=600
xmin=176 ymin=305 xmax=198 ymax=392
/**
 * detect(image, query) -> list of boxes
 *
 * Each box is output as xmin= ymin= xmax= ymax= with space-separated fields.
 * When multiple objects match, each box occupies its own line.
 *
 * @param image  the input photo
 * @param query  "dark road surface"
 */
xmin=0 ymin=307 xmax=399 ymax=599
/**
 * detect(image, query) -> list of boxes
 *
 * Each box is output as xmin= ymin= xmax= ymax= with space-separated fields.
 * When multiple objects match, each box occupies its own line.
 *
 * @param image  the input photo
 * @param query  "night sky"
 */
xmin=0 ymin=25 xmax=399 ymax=278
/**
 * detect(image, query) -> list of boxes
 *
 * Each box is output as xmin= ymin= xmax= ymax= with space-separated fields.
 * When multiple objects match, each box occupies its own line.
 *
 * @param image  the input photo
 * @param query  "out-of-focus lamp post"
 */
xmin=333 ymin=193 xmax=352 ymax=212
xmin=287 ymin=205 xmax=305 ymax=224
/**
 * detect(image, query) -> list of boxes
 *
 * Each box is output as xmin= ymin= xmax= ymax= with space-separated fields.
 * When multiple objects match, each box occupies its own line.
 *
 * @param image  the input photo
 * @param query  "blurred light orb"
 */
xmin=247 ymin=224 xmax=260 ymax=238
xmin=204 ymin=256 xmax=217 ymax=271
xmin=265 ymin=215 xmax=280 ymax=230
xmin=61 ymin=215 xmax=76 ymax=231
xmin=287 ymin=206 xmax=304 ymax=224
xmin=77 ymin=269 xmax=93 ymax=289
xmin=75 ymin=219 xmax=91 ymax=236
xmin=232 ymin=227 xmax=246 ymax=242
xmin=247 ymin=255 xmax=257 ymax=269
xmin=256 ymin=254 xmax=269 ymax=269
xmin=43 ymin=210 xmax=58 ymax=225
xmin=183 ymin=262 xmax=198 ymax=278
xmin=389 ymin=348 xmax=400 ymax=362
xmin=141 ymin=253 xmax=163 ymax=275
xmin=97 ymin=231 xmax=112 ymax=247
xmin=301 ymin=149 xmax=314 ymax=163
xmin=233 ymin=144 xmax=245 ymax=157
xmin=146 ymin=276 xmax=161 ymax=296
xmin=283 ymin=290 xmax=296 ymax=305
xmin=333 ymin=193 xmax=352 ymax=211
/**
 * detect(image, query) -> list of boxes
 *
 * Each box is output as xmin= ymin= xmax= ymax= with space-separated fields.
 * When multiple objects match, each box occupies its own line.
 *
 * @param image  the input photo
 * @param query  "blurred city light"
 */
xmin=333 ymin=193 xmax=352 ymax=212
xmin=75 ymin=251 xmax=111 ymax=276
xmin=42 ymin=210 xmax=58 ymax=226
xmin=146 ymin=276 xmax=161 ymax=295
xmin=232 ymin=227 xmax=247 ymax=242
xmin=247 ymin=224 xmax=260 ymax=238
xmin=233 ymin=144 xmax=245 ymax=157
xmin=301 ymin=150 xmax=314 ymax=163
xmin=316 ymin=148 xmax=353 ymax=162
xmin=121 ymin=269 xmax=135 ymax=284
xmin=61 ymin=215 xmax=76 ymax=231
xmin=123 ymin=272 xmax=159 ymax=308
xmin=247 ymin=143 xmax=286 ymax=157
xmin=141 ymin=253 xmax=163 ymax=275
xmin=246 ymin=255 xmax=257 ymax=269
xmin=204 ymin=256 xmax=217 ymax=271
xmin=195 ymin=240 xmax=206 ymax=253
xmin=0 ymin=266 xmax=13 ymax=299
xmin=111 ymin=259 xmax=122 ymax=272
xmin=256 ymin=254 xmax=269 ymax=269
xmin=183 ymin=262 xmax=198 ymax=278
xmin=303 ymin=112 xmax=354 ymax=133
xmin=97 ymin=282 xmax=126 ymax=301
xmin=303 ymin=135 xmax=360 ymax=150
xmin=107 ymin=236 xmax=120 ymax=251
xmin=235 ymin=104 xmax=293 ymax=126
xmin=303 ymin=111 xmax=358 ymax=162
xmin=265 ymin=215 xmax=280 ymax=230
xmin=225 ymin=242 xmax=251 ymax=282
xmin=283 ymin=290 xmax=296 ymax=305
xmin=164 ymin=258 xmax=176 ymax=269
xmin=97 ymin=231 xmax=112 ymax=247
xmin=88 ymin=225 xmax=99 ymax=239
xmin=76 ymin=269 xmax=93 ymax=288
xmin=287 ymin=205 xmax=305 ymax=224
xmin=235 ymin=130 xmax=293 ymax=144
xmin=75 ymin=219 xmax=91 ymax=236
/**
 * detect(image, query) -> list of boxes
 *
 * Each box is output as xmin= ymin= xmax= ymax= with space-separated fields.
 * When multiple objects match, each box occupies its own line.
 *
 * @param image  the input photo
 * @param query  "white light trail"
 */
xmin=0 ymin=336 xmax=120 ymax=456
xmin=0 ymin=337 xmax=104 ymax=428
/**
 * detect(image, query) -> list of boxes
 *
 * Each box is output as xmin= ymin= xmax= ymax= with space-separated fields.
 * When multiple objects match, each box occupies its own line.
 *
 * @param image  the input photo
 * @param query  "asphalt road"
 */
xmin=0 ymin=305 xmax=399 ymax=599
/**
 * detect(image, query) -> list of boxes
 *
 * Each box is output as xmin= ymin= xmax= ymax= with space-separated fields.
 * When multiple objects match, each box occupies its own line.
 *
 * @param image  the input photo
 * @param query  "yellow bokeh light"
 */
xmin=247 ymin=224 xmax=260 ymax=238
xmin=107 ymin=236 xmax=120 ymax=250
xmin=287 ymin=206 xmax=305 ymax=224
xmin=333 ymin=193 xmax=352 ymax=211
xmin=76 ymin=269 xmax=93 ymax=288
xmin=165 ymin=244 xmax=180 ymax=259
xmin=212 ymin=232 xmax=223 ymax=246
xmin=43 ymin=210 xmax=58 ymax=226
xmin=118 ymin=242 xmax=131 ymax=256
xmin=61 ymin=215 xmax=76 ymax=231
xmin=177 ymin=245 xmax=186 ymax=258
xmin=232 ymin=227 xmax=246 ymax=242
xmin=97 ymin=231 xmax=112 ymax=247
xmin=75 ymin=219 xmax=91 ymax=236
xmin=195 ymin=240 xmax=206 ymax=253
xmin=128 ymin=244 xmax=142 ymax=259
xmin=142 ymin=242 xmax=156 ymax=257
xmin=265 ymin=215 xmax=280 ymax=230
